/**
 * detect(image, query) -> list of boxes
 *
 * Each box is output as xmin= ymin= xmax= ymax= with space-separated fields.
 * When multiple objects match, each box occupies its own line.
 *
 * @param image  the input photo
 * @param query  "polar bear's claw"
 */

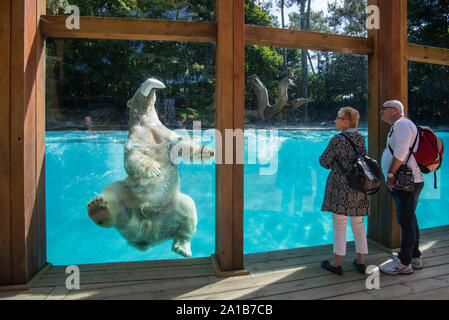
xmin=142 ymin=160 xmax=161 ymax=178
xmin=172 ymin=239 xmax=192 ymax=258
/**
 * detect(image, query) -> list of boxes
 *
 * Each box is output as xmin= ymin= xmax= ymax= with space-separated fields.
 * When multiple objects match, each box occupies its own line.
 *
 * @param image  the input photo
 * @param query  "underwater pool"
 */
xmin=45 ymin=130 xmax=449 ymax=266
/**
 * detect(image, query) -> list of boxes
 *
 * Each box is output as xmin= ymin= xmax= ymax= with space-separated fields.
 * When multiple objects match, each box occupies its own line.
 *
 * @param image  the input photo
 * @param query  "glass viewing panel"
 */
xmin=407 ymin=0 xmax=448 ymax=49
xmin=408 ymin=61 xmax=449 ymax=228
xmin=46 ymin=38 xmax=216 ymax=265
xmin=245 ymin=0 xmax=368 ymax=37
xmin=243 ymin=45 xmax=369 ymax=253
xmin=46 ymin=0 xmax=216 ymax=21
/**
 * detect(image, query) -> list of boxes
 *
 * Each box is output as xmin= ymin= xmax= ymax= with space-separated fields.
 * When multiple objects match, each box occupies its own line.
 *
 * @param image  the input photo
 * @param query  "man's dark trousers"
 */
xmin=389 ymin=182 xmax=424 ymax=266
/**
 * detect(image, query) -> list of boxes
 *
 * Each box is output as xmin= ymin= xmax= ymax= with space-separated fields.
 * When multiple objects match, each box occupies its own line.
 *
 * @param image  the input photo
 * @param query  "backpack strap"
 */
xmin=388 ymin=122 xmax=419 ymax=166
xmin=434 ymin=171 xmax=438 ymax=189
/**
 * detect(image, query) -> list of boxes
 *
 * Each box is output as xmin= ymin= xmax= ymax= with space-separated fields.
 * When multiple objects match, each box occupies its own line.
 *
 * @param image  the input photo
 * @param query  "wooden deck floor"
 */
xmin=1 ymin=225 xmax=449 ymax=300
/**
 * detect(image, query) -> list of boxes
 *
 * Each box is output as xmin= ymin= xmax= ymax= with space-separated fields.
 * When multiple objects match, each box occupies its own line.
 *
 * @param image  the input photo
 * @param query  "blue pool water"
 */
xmin=45 ymin=130 xmax=449 ymax=266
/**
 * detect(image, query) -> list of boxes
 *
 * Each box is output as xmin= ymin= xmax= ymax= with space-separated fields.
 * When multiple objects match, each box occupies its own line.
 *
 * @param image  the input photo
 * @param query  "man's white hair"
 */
xmin=383 ymin=100 xmax=404 ymax=116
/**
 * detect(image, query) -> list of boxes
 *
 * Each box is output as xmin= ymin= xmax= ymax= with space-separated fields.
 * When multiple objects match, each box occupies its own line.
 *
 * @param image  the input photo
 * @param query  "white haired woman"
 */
xmin=319 ymin=106 xmax=371 ymax=275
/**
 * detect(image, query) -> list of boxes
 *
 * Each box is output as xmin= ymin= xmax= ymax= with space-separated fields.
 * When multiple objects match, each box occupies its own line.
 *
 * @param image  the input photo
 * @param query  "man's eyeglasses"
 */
xmin=380 ymin=106 xmax=395 ymax=111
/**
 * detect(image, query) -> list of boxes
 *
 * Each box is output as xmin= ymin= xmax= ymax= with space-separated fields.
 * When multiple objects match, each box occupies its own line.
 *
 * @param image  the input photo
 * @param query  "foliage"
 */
xmin=407 ymin=0 xmax=449 ymax=127
xmin=46 ymin=0 xmax=449 ymax=129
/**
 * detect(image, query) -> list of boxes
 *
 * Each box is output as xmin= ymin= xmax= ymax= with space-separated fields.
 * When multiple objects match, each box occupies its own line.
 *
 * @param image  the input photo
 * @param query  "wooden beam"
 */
xmin=215 ymin=0 xmax=246 ymax=273
xmin=0 ymin=0 xmax=12 ymax=285
xmin=40 ymin=15 xmax=217 ymax=43
xmin=245 ymin=25 xmax=374 ymax=55
xmin=407 ymin=44 xmax=449 ymax=66
xmin=36 ymin=0 xmax=47 ymax=270
xmin=40 ymin=15 xmax=376 ymax=57
xmin=232 ymin=0 xmax=245 ymax=272
xmin=367 ymin=0 xmax=380 ymax=243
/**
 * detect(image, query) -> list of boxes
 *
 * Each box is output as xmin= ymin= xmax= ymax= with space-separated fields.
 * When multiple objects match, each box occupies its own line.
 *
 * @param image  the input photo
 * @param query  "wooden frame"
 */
xmin=0 ymin=0 xmax=12 ymax=286
xmin=368 ymin=0 xmax=408 ymax=249
xmin=407 ymin=44 xmax=449 ymax=66
xmin=214 ymin=0 xmax=246 ymax=273
xmin=2 ymin=0 xmax=449 ymax=286
xmin=40 ymin=15 xmax=217 ymax=43
xmin=0 ymin=0 xmax=48 ymax=287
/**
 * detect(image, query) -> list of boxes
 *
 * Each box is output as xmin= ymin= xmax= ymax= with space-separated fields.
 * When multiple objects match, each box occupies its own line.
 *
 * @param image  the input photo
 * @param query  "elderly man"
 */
xmin=378 ymin=100 xmax=424 ymax=275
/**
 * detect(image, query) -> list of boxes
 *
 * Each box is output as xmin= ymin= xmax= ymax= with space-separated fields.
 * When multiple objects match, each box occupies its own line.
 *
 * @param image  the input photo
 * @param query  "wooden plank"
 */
xmin=372 ymin=0 xmax=408 ymax=249
xmin=10 ymin=0 xmax=28 ymax=286
xmin=215 ymin=0 xmax=246 ymax=273
xmin=232 ymin=0 xmax=245 ymax=271
xmin=40 ymin=15 xmax=217 ymax=43
xmin=254 ymin=255 xmax=449 ymax=300
xmin=245 ymin=25 xmax=373 ymax=55
xmin=1 ymin=228 xmax=448 ymax=299
xmin=215 ymin=0 xmax=234 ymax=272
xmin=407 ymin=44 xmax=449 ymax=66
xmin=0 ymin=0 xmax=12 ymax=286
xmin=10 ymin=0 xmax=40 ymax=285
xmin=40 ymin=15 xmax=376 ymax=57
xmin=36 ymin=0 xmax=47 ymax=272
xmin=34 ymin=264 xmax=215 ymax=287
xmin=392 ymin=285 xmax=449 ymax=300
xmin=367 ymin=0 xmax=380 ymax=243
xmin=24 ymin=0 xmax=38 ymax=282
xmin=47 ymin=256 xmax=211 ymax=274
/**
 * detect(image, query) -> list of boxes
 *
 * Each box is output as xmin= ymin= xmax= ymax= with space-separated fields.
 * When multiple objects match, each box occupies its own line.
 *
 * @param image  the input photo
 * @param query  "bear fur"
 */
xmin=87 ymin=78 xmax=214 ymax=257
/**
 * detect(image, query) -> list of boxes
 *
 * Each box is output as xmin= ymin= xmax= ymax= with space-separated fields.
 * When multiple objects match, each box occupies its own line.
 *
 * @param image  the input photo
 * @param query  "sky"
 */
xmin=272 ymin=0 xmax=331 ymax=26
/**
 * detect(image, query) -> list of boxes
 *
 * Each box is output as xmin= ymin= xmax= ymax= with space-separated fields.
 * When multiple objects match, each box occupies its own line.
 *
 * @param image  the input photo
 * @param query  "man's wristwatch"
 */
xmin=387 ymin=173 xmax=395 ymax=178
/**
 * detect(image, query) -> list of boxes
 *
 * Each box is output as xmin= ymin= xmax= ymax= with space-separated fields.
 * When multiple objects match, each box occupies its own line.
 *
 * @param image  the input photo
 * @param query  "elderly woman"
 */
xmin=319 ymin=107 xmax=370 ymax=275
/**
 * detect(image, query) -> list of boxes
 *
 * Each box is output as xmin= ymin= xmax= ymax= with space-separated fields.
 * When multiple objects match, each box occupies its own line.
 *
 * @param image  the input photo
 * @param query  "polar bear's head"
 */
xmin=127 ymin=78 xmax=165 ymax=113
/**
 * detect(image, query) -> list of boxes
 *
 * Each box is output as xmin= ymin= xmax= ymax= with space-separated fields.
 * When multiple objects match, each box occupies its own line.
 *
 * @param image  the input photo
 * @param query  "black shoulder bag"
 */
xmin=388 ymin=130 xmax=418 ymax=192
xmin=337 ymin=134 xmax=381 ymax=195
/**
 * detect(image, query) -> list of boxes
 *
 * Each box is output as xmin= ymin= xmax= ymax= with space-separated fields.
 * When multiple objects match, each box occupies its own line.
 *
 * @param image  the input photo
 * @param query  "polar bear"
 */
xmin=87 ymin=78 xmax=214 ymax=257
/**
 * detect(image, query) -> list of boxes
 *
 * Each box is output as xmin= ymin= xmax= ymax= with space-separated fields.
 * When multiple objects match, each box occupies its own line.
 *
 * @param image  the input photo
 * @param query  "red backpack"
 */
xmin=413 ymin=124 xmax=444 ymax=188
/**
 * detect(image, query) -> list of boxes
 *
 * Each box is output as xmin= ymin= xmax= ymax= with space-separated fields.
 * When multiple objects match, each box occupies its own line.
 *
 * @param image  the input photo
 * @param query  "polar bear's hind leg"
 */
xmin=87 ymin=195 xmax=116 ymax=228
xmin=171 ymin=193 xmax=198 ymax=258
xmin=172 ymin=238 xmax=192 ymax=258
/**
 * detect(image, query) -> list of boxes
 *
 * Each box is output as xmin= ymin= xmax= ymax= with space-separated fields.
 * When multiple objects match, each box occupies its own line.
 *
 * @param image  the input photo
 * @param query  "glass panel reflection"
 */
xmin=409 ymin=61 xmax=449 ymax=228
xmin=46 ymin=0 xmax=216 ymax=21
xmin=246 ymin=0 xmax=368 ymax=37
xmin=244 ymin=45 xmax=368 ymax=253
xmin=46 ymin=38 xmax=216 ymax=265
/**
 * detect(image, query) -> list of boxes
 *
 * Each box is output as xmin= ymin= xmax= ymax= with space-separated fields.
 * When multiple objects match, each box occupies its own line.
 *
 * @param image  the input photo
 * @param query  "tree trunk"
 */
xmin=280 ymin=0 xmax=288 ymax=77
xmin=299 ymin=0 xmax=308 ymax=121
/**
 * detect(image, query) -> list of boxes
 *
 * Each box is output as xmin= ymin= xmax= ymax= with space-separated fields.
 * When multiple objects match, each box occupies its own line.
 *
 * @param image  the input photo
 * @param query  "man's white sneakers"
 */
xmin=379 ymin=254 xmax=414 ymax=275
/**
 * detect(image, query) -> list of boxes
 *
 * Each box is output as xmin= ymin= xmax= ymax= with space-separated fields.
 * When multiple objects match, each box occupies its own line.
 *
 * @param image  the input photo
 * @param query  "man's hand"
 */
xmin=387 ymin=175 xmax=396 ymax=191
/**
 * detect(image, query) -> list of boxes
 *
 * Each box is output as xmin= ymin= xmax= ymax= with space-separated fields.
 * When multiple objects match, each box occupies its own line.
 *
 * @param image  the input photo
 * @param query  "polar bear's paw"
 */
xmin=141 ymin=159 xmax=161 ymax=179
xmin=87 ymin=195 xmax=114 ymax=228
xmin=172 ymin=239 xmax=192 ymax=258
xmin=200 ymin=146 xmax=215 ymax=161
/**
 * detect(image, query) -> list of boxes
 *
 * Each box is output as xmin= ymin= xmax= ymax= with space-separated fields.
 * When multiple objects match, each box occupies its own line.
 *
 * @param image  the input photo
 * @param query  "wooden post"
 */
xmin=367 ymin=0 xmax=408 ymax=249
xmin=214 ymin=0 xmax=247 ymax=274
xmin=0 ymin=0 xmax=47 ymax=287
xmin=0 ymin=0 xmax=12 ymax=286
